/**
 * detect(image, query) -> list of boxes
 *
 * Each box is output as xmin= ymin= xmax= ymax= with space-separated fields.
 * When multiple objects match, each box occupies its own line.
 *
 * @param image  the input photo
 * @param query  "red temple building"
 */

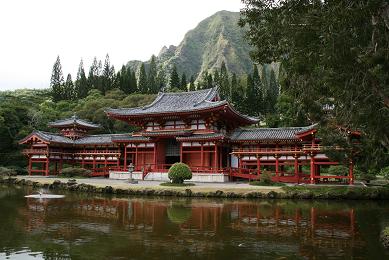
xmin=20 ymin=87 xmax=354 ymax=184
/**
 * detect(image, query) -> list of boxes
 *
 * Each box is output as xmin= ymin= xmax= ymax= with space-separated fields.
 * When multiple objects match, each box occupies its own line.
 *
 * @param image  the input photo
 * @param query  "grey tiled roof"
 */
xmin=49 ymin=115 xmax=100 ymax=129
xmin=176 ymin=133 xmax=226 ymax=141
xmin=142 ymin=130 xmax=193 ymax=137
xmin=111 ymin=135 xmax=150 ymax=142
xmin=106 ymin=87 xmax=226 ymax=116
xmin=25 ymin=131 xmax=74 ymax=144
xmin=21 ymin=131 xmax=148 ymax=145
xmin=230 ymin=125 xmax=317 ymax=142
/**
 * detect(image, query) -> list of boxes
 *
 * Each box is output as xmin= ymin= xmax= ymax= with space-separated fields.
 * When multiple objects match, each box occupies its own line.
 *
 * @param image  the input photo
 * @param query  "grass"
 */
xmin=160 ymin=182 xmax=195 ymax=187
xmin=249 ymin=180 xmax=285 ymax=187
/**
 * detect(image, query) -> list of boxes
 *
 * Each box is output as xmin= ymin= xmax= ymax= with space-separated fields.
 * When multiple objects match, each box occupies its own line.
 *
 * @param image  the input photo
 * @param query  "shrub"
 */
xmin=260 ymin=171 xmax=273 ymax=185
xmin=61 ymin=167 xmax=91 ymax=178
xmin=168 ymin=163 xmax=192 ymax=184
xmin=8 ymin=165 xmax=28 ymax=175
xmin=359 ymin=173 xmax=377 ymax=183
xmin=379 ymin=166 xmax=389 ymax=180
xmin=327 ymin=165 xmax=349 ymax=176
xmin=0 ymin=167 xmax=17 ymax=177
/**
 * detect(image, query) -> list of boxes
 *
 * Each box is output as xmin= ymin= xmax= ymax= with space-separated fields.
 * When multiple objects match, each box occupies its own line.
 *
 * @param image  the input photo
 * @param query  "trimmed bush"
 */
xmin=0 ymin=167 xmax=17 ymax=177
xmin=168 ymin=163 xmax=192 ymax=184
xmin=327 ymin=165 xmax=349 ymax=176
xmin=61 ymin=167 xmax=91 ymax=178
xmin=250 ymin=171 xmax=283 ymax=186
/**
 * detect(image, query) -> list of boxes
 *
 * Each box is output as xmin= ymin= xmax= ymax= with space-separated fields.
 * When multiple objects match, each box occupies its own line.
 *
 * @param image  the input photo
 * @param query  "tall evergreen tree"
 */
xmin=265 ymin=68 xmax=279 ymax=113
xmin=169 ymin=65 xmax=180 ymax=90
xmin=88 ymin=57 xmax=101 ymax=91
xmin=189 ymin=76 xmax=196 ymax=91
xmin=219 ymin=61 xmax=231 ymax=101
xmin=75 ymin=59 xmax=88 ymax=99
xmin=252 ymin=64 xmax=263 ymax=112
xmin=101 ymin=54 xmax=115 ymax=94
xmin=156 ymin=67 xmax=166 ymax=92
xmin=63 ymin=74 xmax=75 ymax=100
xmin=148 ymin=55 xmax=158 ymax=93
xmin=180 ymin=73 xmax=187 ymax=91
xmin=138 ymin=63 xmax=148 ymax=93
xmin=50 ymin=55 xmax=65 ymax=102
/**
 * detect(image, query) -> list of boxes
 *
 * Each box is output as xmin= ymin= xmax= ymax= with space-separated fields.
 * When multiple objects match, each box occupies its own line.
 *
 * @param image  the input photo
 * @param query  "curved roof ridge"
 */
xmin=142 ymin=92 xmax=165 ymax=110
xmin=194 ymin=87 xmax=218 ymax=107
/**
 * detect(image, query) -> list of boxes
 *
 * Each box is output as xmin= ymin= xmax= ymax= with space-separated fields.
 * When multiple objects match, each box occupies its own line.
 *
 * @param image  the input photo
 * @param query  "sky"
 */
xmin=0 ymin=0 xmax=243 ymax=91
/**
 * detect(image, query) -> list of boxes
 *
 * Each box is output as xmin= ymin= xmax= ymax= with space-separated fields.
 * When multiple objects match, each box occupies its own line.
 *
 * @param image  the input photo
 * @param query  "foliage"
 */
xmin=240 ymin=0 xmax=389 ymax=171
xmin=327 ymin=165 xmax=349 ymax=176
xmin=0 ymin=167 xmax=17 ymax=177
xmin=168 ymin=163 xmax=192 ymax=184
xmin=379 ymin=166 xmax=389 ymax=180
xmin=50 ymin=56 xmax=65 ymax=102
xmin=249 ymin=171 xmax=284 ymax=186
xmin=169 ymin=65 xmax=180 ymax=90
xmin=61 ymin=167 xmax=91 ymax=178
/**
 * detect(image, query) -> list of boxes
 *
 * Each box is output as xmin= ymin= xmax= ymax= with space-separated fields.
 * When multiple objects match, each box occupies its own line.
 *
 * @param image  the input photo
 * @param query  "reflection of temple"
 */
xmin=21 ymin=197 xmax=363 ymax=259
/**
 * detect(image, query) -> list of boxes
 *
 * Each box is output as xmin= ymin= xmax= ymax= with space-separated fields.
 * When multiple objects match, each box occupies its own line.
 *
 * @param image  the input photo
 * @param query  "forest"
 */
xmin=0 ymin=0 xmax=388 ymax=176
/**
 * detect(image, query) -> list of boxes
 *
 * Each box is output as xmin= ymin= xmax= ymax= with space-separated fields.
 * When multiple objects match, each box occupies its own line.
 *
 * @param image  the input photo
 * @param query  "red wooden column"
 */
xmin=256 ymin=155 xmax=261 ymax=176
xmin=219 ymin=146 xmax=222 ymax=170
xmin=349 ymin=159 xmax=354 ymax=185
xmin=214 ymin=142 xmax=218 ymax=171
xmin=135 ymin=145 xmax=138 ymax=171
xmin=45 ymin=158 xmax=49 ymax=176
xmin=310 ymin=154 xmax=315 ymax=184
xmin=294 ymin=155 xmax=299 ymax=182
xmin=153 ymin=143 xmax=157 ymax=170
xmin=275 ymin=155 xmax=280 ymax=181
xmin=200 ymin=142 xmax=204 ymax=169
xmin=28 ymin=156 xmax=32 ymax=176
xmin=124 ymin=146 xmax=128 ymax=169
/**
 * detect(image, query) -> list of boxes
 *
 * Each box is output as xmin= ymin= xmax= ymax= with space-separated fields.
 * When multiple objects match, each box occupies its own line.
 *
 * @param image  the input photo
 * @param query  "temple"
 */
xmin=20 ymin=87 xmax=355 ymax=184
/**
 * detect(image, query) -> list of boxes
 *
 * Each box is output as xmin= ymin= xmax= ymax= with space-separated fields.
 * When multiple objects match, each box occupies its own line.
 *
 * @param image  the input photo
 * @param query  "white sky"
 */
xmin=0 ymin=0 xmax=243 ymax=90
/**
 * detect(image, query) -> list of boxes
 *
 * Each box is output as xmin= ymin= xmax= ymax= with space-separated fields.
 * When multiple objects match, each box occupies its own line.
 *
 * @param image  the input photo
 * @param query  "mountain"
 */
xmin=126 ymin=10 xmax=254 ymax=80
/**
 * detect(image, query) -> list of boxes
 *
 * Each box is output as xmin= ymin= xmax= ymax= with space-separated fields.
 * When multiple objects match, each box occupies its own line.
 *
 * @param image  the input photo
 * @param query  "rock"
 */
xmin=215 ymin=190 xmax=224 ymax=196
xmin=184 ymin=189 xmax=192 ymax=197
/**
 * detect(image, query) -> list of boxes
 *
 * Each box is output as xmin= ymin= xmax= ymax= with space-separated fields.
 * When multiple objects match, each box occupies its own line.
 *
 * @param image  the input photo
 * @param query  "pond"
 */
xmin=0 ymin=185 xmax=388 ymax=259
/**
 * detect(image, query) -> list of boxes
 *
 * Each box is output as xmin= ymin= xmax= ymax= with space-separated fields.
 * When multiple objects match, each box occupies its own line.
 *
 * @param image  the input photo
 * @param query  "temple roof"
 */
xmin=106 ymin=87 xmax=258 ymax=125
xmin=176 ymin=133 xmax=226 ymax=142
xmin=19 ymin=131 xmax=133 ymax=145
xmin=230 ymin=125 xmax=317 ymax=142
xmin=48 ymin=115 xmax=100 ymax=129
xmin=106 ymin=88 xmax=221 ymax=116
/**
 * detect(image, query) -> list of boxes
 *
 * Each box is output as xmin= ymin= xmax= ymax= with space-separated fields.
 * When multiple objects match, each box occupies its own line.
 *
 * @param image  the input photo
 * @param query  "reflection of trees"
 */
xmin=3 ymin=187 xmax=388 ymax=259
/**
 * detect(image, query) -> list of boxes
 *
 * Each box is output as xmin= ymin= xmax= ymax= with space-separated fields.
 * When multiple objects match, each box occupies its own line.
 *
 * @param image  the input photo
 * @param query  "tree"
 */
xmin=189 ymin=76 xmax=196 ymax=91
xmin=231 ymin=73 xmax=245 ymax=111
xmin=180 ymin=73 xmax=187 ymax=91
xmin=240 ymin=0 xmax=389 ymax=169
xmin=219 ymin=61 xmax=231 ymax=101
xmin=138 ymin=63 xmax=148 ymax=93
xmin=169 ymin=65 xmax=180 ymax=90
xmin=88 ymin=57 xmax=101 ymax=92
xmin=264 ymin=68 xmax=279 ymax=114
xmin=50 ymin=55 xmax=65 ymax=102
xmin=156 ymin=67 xmax=166 ymax=92
xmin=252 ymin=64 xmax=263 ymax=111
xmin=101 ymin=54 xmax=115 ymax=94
xmin=74 ymin=59 xmax=88 ymax=99
xmin=63 ymin=74 xmax=75 ymax=100
xmin=148 ymin=55 xmax=158 ymax=93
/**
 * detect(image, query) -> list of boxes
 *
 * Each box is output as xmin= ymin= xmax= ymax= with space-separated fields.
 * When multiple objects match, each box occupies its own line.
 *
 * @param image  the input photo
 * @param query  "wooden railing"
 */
xmin=22 ymin=149 xmax=48 ymax=155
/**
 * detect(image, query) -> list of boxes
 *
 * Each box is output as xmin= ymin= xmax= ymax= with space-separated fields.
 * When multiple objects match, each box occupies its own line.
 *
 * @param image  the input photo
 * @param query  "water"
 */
xmin=0 ymin=185 xmax=389 ymax=259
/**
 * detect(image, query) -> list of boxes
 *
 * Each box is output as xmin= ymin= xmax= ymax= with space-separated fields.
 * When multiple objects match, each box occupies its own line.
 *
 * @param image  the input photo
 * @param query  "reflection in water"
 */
xmin=0 ymin=186 xmax=388 ymax=259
